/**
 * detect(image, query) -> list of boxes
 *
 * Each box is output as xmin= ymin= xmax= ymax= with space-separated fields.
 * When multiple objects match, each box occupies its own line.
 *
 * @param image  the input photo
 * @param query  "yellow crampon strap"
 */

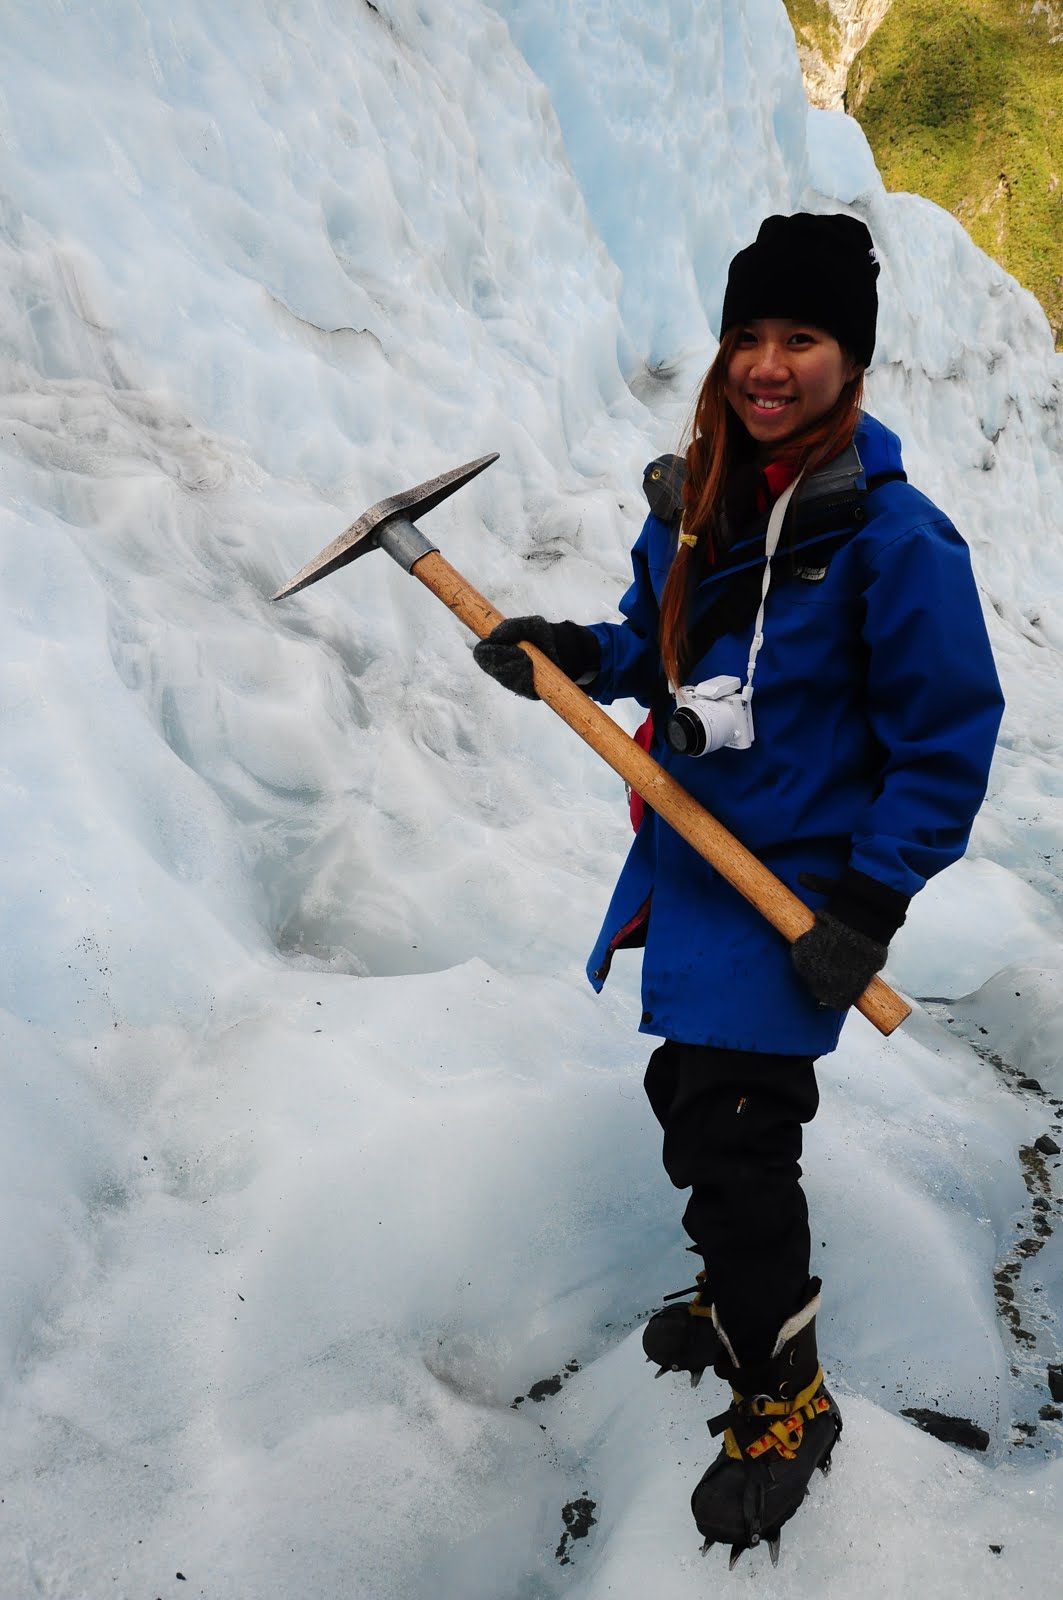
xmin=745 ymin=1394 xmax=832 ymax=1461
xmin=723 ymin=1368 xmax=828 ymax=1463
xmin=723 ymin=1429 xmax=744 ymax=1461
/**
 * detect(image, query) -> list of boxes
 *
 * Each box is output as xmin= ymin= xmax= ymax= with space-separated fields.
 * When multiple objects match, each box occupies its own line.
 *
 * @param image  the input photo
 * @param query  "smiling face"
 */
xmin=724 ymin=318 xmax=861 ymax=456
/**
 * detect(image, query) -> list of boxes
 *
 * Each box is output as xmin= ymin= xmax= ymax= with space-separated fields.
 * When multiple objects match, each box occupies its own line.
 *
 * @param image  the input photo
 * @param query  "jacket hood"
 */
xmin=853 ymin=410 xmax=904 ymax=483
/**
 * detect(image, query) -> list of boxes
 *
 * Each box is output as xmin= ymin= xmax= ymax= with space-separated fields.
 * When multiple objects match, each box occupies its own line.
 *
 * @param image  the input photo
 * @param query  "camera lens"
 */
xmin=666 ymin=707 xmax=708 ymax=757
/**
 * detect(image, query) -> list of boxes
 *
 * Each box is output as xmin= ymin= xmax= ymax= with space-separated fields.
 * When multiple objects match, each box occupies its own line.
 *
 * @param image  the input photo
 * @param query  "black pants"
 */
xmin=644 ymin=1040 xmax=820 ymax=1366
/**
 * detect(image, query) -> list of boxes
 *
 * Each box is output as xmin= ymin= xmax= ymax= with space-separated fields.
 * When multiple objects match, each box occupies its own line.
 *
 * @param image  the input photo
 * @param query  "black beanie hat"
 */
xmin=720 ymin=213 xmax=880 ymax=367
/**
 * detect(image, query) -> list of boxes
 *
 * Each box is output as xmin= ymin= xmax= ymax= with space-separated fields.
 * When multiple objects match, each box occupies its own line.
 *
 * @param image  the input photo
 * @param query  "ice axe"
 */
xmin=273 ymin=455 xmax=911 ymax=1037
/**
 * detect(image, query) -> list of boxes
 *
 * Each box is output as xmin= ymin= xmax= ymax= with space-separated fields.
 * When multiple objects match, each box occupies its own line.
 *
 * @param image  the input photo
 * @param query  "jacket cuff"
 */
xmin=555 ymin=621 xmax=601 ymax=686
xmin=828 ymin=866 xmax=910 ymax=945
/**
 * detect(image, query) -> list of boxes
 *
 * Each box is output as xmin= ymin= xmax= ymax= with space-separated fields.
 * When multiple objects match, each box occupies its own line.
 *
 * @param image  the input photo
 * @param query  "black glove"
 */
xmin=473 ymin=616 xmax=600 ymax=701
xmin=791 ymin=867 xmax=910 ymax=1011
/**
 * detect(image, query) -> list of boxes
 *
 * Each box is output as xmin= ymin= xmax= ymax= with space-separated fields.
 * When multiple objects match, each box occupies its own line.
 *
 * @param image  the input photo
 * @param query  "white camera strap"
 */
xmin=741 ymin=469 xmax=804 ymax=705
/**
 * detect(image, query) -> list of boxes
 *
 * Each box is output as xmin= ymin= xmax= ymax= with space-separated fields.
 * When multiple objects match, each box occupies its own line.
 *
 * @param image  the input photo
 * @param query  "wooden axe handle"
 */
xmin=413 ymin=547 xmax=911 ymax=1038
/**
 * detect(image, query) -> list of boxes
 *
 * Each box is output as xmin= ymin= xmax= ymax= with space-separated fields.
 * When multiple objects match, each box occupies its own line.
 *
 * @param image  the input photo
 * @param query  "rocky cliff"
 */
xmin=787 ymin=0 xmax=894 ymax=108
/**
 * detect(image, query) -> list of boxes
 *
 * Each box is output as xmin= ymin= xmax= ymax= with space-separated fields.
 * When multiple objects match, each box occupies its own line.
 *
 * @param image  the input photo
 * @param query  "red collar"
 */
xmin=754 ymin=459 xmax=798 ymax=513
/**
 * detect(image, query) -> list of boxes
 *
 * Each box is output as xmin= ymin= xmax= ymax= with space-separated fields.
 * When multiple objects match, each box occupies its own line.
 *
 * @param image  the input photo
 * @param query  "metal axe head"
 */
xmin=272 ymin=452 xmax=499 ymax=601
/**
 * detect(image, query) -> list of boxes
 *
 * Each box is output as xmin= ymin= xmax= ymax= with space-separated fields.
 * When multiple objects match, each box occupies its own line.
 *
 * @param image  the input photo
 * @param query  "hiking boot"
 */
xmin=690 ymin=1279 xmax=842 ymax=1566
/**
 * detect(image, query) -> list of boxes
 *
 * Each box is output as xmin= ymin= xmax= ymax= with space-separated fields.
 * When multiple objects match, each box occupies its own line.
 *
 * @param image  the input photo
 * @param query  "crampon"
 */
xmin=642 ymin=1270 xmax=722 ymax=1388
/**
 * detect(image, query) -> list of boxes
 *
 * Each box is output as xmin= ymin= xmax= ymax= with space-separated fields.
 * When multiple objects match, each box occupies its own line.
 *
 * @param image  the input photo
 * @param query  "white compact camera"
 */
xmin=666 ymin=675 xmax=754 ymax=757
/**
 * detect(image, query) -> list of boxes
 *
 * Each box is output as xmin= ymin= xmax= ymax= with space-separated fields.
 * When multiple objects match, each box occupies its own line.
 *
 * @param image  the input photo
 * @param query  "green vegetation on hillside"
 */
xmin=783 ymin=0 xmax=1063 ymax=347
xmin=846 ymin=0 xmax=1063 ymax=346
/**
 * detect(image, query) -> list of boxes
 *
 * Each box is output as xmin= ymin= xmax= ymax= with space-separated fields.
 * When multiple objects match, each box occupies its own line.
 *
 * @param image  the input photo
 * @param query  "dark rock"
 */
xmin=989 ymin=1545 xmax=1003 ymax=1555
xmin=1039 ymin=1404 xmax=1062 ymax=1421
xmin=1018 ymin=1077 xmax=1044 ymax=1092
xmin=527 ymin=1374 xmax=563 ymax=1401
xmin=1034 ymin=1134 xmax=1061 ymax=1156
xmin=1049 ymin=1366 xmax=1063 ymax=1402
xmin=900 ymin=1408 xmax=990 ymax=1451
xmin=555 ymin=1495 xmax=598 ymax=1564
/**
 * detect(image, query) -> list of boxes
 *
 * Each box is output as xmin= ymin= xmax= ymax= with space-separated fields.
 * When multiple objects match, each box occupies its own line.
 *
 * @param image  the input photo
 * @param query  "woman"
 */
xmin=474 ymin=213 xmax=1004 ymax=1564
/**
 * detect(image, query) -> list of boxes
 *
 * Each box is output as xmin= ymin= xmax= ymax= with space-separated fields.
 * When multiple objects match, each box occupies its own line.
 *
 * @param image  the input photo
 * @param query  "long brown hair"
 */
xmin=658 ymin=331 xmax=865 ymax=687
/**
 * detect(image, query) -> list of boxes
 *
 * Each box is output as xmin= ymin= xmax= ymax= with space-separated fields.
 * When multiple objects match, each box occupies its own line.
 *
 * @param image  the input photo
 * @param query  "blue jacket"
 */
xmin=585 ymin=413 xmax=1004 ymax=1055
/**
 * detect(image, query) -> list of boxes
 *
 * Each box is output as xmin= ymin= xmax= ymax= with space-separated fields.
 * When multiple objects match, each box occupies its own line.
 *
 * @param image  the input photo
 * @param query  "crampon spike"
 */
xmin=690 ymin=1368 xmax=703 ymax=1390
xmin=728 ymin=1544 xmax=747 ymax=1571
xmin=700 ymin=1539 xmax=714 ymax=1557
xmin=768 ymin=1535 xmax=781 ymax=1567
xmin=654 ymin=1364 xmax=673 ymax=1379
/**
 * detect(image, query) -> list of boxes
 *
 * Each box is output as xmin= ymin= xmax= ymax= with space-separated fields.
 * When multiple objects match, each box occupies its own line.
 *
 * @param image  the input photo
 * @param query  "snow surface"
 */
xmin=1 ymin=1 xmax=1062 ymax=1596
